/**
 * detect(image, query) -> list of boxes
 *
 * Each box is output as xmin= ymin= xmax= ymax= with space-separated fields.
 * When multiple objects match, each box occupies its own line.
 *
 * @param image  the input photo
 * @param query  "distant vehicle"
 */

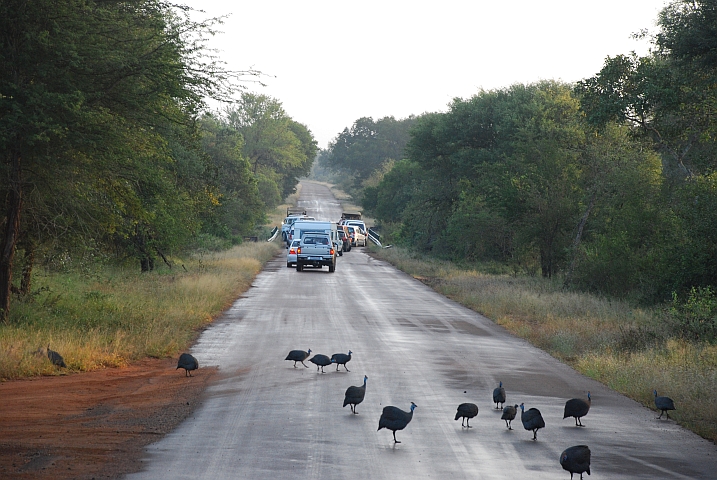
xmin=287 ymin=207 xmax=307 ymax=216
xmin=296 ymin=233 xmax=337 ymax=272
xmin=282 ymin=215 xmax=315 ymax=244
xmin=338 ymin=229 xmax=351 ymax=252
xmin=290 ymin=220 xmax=339 ymax=250
xmin=346 ymin=225 xmax=366 ymax=247
xmin=286 ymin=239 xmax=300 ymax=267
xmin=341 ymin=211 xmax=362 ymax=221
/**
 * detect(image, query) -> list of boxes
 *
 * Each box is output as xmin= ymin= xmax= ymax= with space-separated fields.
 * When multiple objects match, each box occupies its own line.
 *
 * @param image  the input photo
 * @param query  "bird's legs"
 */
xmin=393 ymin=431 xmax=401 ymax=443
xmin=301 ymin=361 xmax=308 ymax=368
xmin=532 ymin=429 xmax=538 ymax=441
xmin=466 ymin=418 xmax=472 ymax=428
xmin=505 ymin=420 xmax=512 ymax=430
xmin=343 ymin=365 xmax=350 ymax=372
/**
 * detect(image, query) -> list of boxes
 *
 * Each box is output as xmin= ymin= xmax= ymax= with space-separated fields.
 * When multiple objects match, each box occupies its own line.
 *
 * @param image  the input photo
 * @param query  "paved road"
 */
xmin=127 ymin=181 xmax=717 ymax=479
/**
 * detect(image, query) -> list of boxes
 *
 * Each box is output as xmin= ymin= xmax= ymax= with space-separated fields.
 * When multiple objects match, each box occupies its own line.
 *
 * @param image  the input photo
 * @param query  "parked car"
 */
xmin=337 ymin=229 xmax=351 ymax=252
xmin=286 ymin=239 xmax=300 ymax=267
xmin=346 ymin=225 xmax=366 ymax=247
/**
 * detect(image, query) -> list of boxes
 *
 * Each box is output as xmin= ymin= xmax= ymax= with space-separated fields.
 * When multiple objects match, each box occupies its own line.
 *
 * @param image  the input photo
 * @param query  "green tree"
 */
xmin=223 ymin=93 xmax=316 ymax=207
xmin=0 ymin=0 xmax=235 ymax=321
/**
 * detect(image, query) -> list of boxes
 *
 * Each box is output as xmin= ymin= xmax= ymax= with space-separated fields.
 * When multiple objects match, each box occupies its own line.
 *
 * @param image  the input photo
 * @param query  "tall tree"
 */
xmin=0 ymin=0 xmax=233 ymax=321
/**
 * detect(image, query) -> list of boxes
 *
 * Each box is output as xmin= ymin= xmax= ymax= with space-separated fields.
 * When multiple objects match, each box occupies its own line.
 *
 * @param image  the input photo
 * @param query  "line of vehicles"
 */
xmin=283 ymin=209 xmax=368 ymax=271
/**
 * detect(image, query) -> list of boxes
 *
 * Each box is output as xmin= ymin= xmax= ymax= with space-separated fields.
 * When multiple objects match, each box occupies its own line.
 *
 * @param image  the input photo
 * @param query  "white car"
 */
xmin=286 ymin=239 xmax=300 ymax=267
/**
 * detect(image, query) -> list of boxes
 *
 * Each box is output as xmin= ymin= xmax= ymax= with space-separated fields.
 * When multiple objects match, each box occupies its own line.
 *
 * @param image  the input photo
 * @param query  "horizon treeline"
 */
xmin=0 ymin=0 xmax=316 ymax=322
xmin=320 ymin=0 xmax=717 ymax=309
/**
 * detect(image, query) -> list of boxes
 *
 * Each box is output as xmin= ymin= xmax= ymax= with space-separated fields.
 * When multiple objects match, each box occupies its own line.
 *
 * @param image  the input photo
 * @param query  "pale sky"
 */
xmin=189 ymin=1 xmax=669 ymax=148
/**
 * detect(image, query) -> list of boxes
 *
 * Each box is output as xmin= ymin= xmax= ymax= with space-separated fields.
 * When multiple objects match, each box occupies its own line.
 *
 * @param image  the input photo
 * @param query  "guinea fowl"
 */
xmin=176 ymin=353 xmax=198 ymax=377
xmin=564 ymin=392 xmax=591 ymax=427
xmin=343 ymin=375 xmax=368 ymax=414
xmin=493 ymin=381 xmax=506 ymax=409
xmin=454 ymin=403 xmax=479 ymax=428
xmin=501 ymin=404 xmax=519 ymax=430
xmin=285 ymin=349 xmax=312 ymax=368
xmin=520 ymin=403 xmax=545 ymax=440
xmin=378 ymin=402 xmax=417 ymax=443
xmin=560 ymin=445 xmax=591 ymax=480
xmin=309 ymin=353 xmax=332 ymax=373
xmin=654 ymin=390 xmax=676 ymax=419
xmin=331 ymin=350 xmax=352 ymax=372
xmin=47 ymin=344 xmax=67 ymax=368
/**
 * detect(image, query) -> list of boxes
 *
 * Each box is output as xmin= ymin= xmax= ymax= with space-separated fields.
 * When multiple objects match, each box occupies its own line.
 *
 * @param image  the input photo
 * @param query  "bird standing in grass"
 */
xmin=564 ymin=392 xmax=591 ymax=427
xmin=493 ymin=381 xmax=506 ymax=409
xmin=455 ymin=403 xmax=479 ymax=428
xmin=520 ymin=403 xmax=545 ymax=441
xmin=47 ymin=344 xmax=66 ymax=368
xmin=501 ymin=404 xmax=519 ymax=430
xmin=285 ymin=349 xmax=311 ymax=368
xmin=331 ymin=350 xmax=352 ymax=372
xmin=309 ymin=354 xmax=332 ymax=373
xmin=343 ymin=375 xmax=368 ymax=414
xmin=654 ymin=390 xmax=676 ymax=419
xmin=560 ymin=445 xmax=591 ymax=479
xmin=177 ymin=353 xmax=198 ymax=377
xmin=378 ymin=402 xmax=417 ymax=443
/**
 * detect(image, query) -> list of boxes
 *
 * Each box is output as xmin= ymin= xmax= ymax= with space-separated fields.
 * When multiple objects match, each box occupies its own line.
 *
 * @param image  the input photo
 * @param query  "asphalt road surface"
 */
xmin=126 ymin=181 xmax=717 ymax=479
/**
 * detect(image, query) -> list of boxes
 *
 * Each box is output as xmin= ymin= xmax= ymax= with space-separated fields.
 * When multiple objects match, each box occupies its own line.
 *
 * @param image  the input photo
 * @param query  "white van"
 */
xmin=290 ymin=220 xmax=341 ymax=255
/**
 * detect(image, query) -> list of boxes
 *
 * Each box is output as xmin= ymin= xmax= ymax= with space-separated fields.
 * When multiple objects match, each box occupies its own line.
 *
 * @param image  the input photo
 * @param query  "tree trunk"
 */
xmin=20 ymin=241 xmax=35 ymax=296
xmin=0 ymin=151 xmax=23 ymax=323
xmin=563 ymin=191 xmax=597 ymax=289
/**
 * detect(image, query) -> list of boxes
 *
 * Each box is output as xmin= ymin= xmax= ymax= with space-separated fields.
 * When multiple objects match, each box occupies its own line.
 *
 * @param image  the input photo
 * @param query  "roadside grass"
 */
xmin=369 ymin=245 xmax=717 ymax=443
xmin=0 ymin=232 xmax=282 ymax=380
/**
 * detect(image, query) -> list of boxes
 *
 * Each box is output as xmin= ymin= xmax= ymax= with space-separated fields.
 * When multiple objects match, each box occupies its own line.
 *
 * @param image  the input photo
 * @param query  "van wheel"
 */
xmin=329 ymin=264 xmax=335 ymax=273
xmin=296 ymin=264 xmax=303 ymax=272
xmin=338 ymin=250 xmax=343 ymax=257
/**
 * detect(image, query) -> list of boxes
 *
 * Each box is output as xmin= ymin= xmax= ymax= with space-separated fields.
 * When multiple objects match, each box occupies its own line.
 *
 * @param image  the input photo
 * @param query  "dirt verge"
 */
xmin=0 ymin=358 xmax=215 ymax=479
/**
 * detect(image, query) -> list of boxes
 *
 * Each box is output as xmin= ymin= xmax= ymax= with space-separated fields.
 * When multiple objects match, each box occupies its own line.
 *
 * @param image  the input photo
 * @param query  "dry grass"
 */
xmin=369 ymin=245 xmax=717 ymax=443
xmin=0 ymin=238 xmax=281 ymax=380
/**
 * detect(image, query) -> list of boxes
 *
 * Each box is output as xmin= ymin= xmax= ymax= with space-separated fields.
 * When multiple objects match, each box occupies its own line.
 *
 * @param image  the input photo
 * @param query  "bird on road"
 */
xmin=501 ymin=404 xmax=519 ymax=430
xmin=378 ymin=402 xmax=417 ymax=443
xmin=177 ymin=353 xmax=198 ymax=377
xmin=520 ymin=403 xmax=546 ymax=440
xmin=560 ymin=445 xmax=591 ymax=479
xmin=331 ymin=350 xmax=352 ymax=372
xmin=309 ymin=353 xmax=332 ymax=373
xmin=343 ymin=375 xmax=368 ymax=414
xmin=654 ymin=390 xmax=676 ymax=419
xmin=47 ymin=344 xmax=67 ymax=368
xmin=455 ymin=403 xmax=479 ymax=428
xmin=493 ymin=381 xmax=506 ymax=409
xmin=285 ymin=349 xmax=311 ymax=368
xmin=564 ymin=392 xmax=591 ymax=427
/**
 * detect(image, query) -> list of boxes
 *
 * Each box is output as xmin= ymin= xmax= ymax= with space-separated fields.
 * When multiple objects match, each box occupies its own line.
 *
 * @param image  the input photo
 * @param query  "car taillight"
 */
xmin=330 ymin=248 xmax=335 ymax=255
xmin=297 ymin=247 xmax=301 ymax=254
xmin=289 ymin=248 xmax=296 ymax=254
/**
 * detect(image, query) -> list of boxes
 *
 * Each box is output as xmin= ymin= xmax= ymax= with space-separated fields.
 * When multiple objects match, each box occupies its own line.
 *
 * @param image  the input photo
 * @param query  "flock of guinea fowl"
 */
xmin=46 ymin=342 xmax=677 ymax=479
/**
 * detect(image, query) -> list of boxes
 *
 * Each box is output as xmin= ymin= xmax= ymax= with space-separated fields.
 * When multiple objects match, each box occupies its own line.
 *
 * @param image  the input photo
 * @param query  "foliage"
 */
xmin=321 ymin=116 xmax=417 ymax=197
xmin=222 ymin=93 xmax=317 ymax=208
xmin=668 ymin=286 xmax=717 ymax=342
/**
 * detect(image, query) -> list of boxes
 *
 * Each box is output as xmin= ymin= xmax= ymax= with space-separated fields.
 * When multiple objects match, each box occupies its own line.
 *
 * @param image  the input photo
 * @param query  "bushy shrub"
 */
xmin=669 ymin=286 xmax=717 ymax=342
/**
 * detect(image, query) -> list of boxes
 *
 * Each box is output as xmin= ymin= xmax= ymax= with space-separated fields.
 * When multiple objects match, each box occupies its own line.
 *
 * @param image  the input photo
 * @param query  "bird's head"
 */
xmin=307 ymin=349 xmax=312 ymax=354
xmin=654 ymin=389 xmax=658 ymax=397
xmin=587 ymin=391 xmax=591 ymax=400
xmin=364 ymin=375 xmax=368 ymax=382
xmin=499 ymin=381 xmax=502 ymax=388
xmin=519 ymin=403 xmax=525 ymax=412
xmin=410 ymin=402 xmax=417 ymax=412
xmin=348 ymin=350 xmax=352 ymax=355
